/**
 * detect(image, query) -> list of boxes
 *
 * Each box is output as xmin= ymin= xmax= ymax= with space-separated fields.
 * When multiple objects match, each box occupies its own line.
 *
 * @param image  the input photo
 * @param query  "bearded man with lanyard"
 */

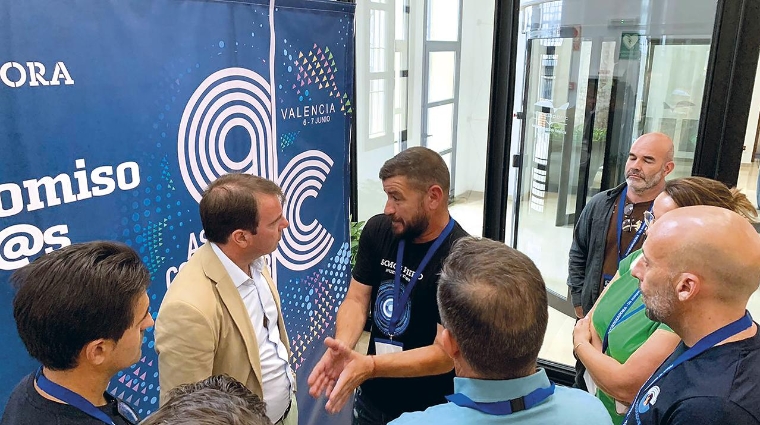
xmin=624 ymin=206 xmax=760 ymax=425
xmin=308 ymin=147 xmax=469 ymax=424
xmin=2 ymin=242 xmax=153 ymax=425
xmin=567 ymin=132 xmax=674 ymax=389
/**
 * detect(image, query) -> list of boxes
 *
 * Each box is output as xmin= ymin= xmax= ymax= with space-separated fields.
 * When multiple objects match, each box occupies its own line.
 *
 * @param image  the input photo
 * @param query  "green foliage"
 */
xmin=549 ymin=122 xmax=567 ymax=137
xmin=572 ymin=125 xmax=608 ymax=144
xmin=350 ymin=220 xmax=365 ymax=268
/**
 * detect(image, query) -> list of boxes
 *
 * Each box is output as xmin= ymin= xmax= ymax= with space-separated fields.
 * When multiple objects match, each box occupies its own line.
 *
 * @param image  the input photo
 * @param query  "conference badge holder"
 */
xmin=374 ymin=338 xmax=403 ymax=355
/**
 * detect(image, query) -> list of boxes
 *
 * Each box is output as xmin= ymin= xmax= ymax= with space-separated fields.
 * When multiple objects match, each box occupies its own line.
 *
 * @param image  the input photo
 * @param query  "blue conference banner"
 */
xmin=0 ymin=0 xmax=354 ymax=423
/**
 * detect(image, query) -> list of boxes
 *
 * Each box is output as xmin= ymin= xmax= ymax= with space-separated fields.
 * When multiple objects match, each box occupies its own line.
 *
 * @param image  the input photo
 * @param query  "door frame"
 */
xmin=483 ymin=0 xmax=760 ymax=318
xmin=485 ymin=0 xmax=760 ymax=237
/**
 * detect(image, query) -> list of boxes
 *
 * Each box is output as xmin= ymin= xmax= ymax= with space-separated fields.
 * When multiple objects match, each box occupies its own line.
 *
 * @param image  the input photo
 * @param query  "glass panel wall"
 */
xmin=508 ymin=0 xmax=720 ymax=365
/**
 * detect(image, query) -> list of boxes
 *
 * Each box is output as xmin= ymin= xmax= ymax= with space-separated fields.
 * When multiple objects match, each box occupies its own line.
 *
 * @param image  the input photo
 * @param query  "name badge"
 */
xmin=375 ymin=338 xmax=403 ymax=355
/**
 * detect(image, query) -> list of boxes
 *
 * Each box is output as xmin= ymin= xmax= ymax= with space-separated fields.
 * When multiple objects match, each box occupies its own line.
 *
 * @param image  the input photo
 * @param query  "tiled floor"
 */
xmin=448 ymin=190 xmax=486 ymax=237
xmin=450 ymin=190 xmax=577 ymax=365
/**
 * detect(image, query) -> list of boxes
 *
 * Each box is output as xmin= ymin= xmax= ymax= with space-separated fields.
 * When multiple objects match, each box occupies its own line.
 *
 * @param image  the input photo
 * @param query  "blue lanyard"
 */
xmin=602 ymin=288 xmax=644 ymax=353
xmin=446 ymin=382 xmax=555 ymax=415
xmin=388 ymin=218 xmax=456 ymax=337
xmin=35 ymin=367 xmax=117 ymax=425
xmin=623 ymin=311 xmax=753 ymax=425
xmin=616 ymin=187 xmax=652 ymax=264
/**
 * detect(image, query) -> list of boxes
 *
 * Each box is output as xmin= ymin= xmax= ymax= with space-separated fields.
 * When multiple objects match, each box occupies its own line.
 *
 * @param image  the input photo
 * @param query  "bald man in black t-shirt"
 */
xmin=626 ymin=207 xmax=760 ymax=425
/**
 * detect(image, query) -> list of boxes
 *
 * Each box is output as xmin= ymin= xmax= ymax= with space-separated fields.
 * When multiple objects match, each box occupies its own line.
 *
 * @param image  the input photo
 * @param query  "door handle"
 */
xmin=512 ymin=154 xmax=522 ymax=168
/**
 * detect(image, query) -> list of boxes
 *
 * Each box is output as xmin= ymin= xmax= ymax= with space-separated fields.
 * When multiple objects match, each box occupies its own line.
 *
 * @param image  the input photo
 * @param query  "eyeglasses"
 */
xmin=644 ymin=210 xmax=655 ymax=228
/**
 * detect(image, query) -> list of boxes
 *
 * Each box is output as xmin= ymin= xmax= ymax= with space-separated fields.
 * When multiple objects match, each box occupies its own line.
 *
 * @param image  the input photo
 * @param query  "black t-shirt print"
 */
xmin=631 ymin=329 xmax=760 ymax=425
xmin=352 ymin=213 xmax=469 ymax=420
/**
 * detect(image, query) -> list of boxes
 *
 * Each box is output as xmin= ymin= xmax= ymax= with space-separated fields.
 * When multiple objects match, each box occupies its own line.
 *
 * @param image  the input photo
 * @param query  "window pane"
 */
xmin=370 ymin=9 xmax=387 ymax=73
xmin=639 ymin=43 xmax=711 ymax=180
xmin=427 ymin=0 xmax=460 ymax=41
xmin=538 ymin=307 xmax=576 ymax=366
xmin=426 ymin=103 xmax=454 ymax=152
xmin=369 ymin=79 xmax=387 ymax=138
xmin=395 ymin=0 xmax=408 ymax=41
xmin=427 ymin=51 xmax=457 ymax=103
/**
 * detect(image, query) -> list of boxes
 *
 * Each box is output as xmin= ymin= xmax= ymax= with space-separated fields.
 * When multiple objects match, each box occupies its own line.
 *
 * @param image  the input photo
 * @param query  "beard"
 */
xmin=626 ymin=167 xmax=665 ymax=193
xmin=391 ymin=211 xmax=429 ymax=240
xmin=642 ymin=282 xmax=677 ymax=323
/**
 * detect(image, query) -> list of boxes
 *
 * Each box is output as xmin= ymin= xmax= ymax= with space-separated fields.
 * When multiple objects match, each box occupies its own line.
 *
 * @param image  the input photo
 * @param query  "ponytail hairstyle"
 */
xmin=663 ymin=176 xmax=757 ymax=222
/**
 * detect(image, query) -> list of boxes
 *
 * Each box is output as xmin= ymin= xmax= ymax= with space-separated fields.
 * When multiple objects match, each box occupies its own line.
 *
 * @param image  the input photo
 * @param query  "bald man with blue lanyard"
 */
xmin=625 ymin=206 xmax=760 ymax=425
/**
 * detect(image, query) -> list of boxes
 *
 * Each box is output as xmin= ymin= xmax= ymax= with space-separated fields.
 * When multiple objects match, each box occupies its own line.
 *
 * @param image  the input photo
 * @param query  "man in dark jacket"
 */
xmin=566 ymin=132 xmax=673 ymax=390
xmin=567 ymin=132 xmax=674 ymax=318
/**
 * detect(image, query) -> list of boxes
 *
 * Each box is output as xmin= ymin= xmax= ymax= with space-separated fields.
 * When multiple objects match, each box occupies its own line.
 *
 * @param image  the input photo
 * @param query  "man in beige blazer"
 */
xmin=155 ymin=173 xmax=297 ymax=425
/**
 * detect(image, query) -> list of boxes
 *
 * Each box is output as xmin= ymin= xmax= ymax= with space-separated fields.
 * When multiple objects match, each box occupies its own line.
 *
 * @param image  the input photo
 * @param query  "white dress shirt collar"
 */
xmin=209 ymin=243 xmax=265 ymax=288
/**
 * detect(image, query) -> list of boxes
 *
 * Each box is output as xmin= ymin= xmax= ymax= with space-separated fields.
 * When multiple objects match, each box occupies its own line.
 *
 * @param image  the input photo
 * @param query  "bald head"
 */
xmin=626 ymin=133 xmax=675 ymax=197
xmin=648 ymin=206 xmax=760 ymax=303
xmin=632 ymin=132 xmax=674 ymax=162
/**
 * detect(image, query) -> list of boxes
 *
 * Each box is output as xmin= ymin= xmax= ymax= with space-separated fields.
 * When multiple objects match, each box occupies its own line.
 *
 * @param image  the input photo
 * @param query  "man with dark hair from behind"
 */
xmin=390 ymin=238 xmax=611 ymax=424
xmin=1 ymin=241 xmax=154 ymax=425
xmin=140 ymin=375 xmax=271 ymax=425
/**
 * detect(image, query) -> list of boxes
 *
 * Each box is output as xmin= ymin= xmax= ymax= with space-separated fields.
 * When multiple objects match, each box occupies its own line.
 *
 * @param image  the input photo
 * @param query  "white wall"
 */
xmin=453 ymin=0 xmax=496 ymax=196
xmin=742 ymin=59 xmax=760 ymax=164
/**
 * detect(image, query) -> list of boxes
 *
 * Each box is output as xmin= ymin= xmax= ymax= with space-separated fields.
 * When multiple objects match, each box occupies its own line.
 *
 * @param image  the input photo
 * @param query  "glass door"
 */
xmin=637 ymin=40 xmax=711 ymax=181
xmin=514 ymin=35 xmax=603 ymax=305
xmin=509 ymin=0 xmax=720 ymax=367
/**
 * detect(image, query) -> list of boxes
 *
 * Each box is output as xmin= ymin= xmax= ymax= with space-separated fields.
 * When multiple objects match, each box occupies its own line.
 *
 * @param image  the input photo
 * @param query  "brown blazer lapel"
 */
xmin=198 ymin=245 xmax=263 ymax=386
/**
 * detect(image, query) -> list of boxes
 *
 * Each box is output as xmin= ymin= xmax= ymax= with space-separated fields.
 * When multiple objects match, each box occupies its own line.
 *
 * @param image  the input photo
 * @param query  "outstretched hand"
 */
xmin=307 ymin=337 xmax=375 ymax=414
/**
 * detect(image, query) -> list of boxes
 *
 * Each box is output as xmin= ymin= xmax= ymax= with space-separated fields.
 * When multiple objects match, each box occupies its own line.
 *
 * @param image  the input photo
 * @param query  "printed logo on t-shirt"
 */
xmin=638 ymin=386 xmax=660 ymax=413
xmin=380 ymin=258 xmax=424 ymax=282
xmin=373 ymin=279 xmax=411 ymax=337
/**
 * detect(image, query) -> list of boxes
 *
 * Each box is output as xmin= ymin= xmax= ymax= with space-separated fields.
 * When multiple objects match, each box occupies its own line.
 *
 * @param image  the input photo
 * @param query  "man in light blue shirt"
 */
xmin=390 ymin=238 xmax=612 ymax=425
